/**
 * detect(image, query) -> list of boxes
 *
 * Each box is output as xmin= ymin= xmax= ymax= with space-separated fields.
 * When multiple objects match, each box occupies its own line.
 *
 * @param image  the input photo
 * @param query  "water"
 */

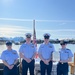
xmin=0 ymin=43 xmax=75 ymax=63
xmin=0 ymin=43 xmax=75 ymax=58
xmin=0 ymin=44 xmax=20 ymax=55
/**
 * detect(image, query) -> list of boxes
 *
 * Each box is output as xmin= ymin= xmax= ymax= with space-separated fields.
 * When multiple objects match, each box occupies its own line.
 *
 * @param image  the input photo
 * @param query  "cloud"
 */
xmin=0 ymin=25 xmax=33 ymax=37
xmin=36 ymin=20 xmax=75 ymax=22
xmin=36 ymin=29 xmax=75 ymax=32
xmin=0 ymin=24 xmax=75 ymax=38
xmin=0 ymin=18 xmax=33 ymax=22
xmin=0 ymin=24 xmax=32 ymax=31
xmin=0 ymin=18 xmax=75 ymax=22
xmin=59 ymin=23 xmax=66 ymax=25
xmin=52 ymin=35 xmax=75 ymax=36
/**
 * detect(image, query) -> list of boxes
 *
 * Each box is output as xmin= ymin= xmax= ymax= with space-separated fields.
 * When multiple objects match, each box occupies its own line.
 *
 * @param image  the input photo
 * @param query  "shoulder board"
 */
xmin=66 ymin=49 xmax=70 ymax=50
xmin=3 ymin=50 xmax=7 ymax=53
xmin=40 ymin=45 xmax=44 ymax=48
xmin=4 ymin=50 xmax=8 ymax=53
xmin=22 ymin=44 xmax=26 ymax=47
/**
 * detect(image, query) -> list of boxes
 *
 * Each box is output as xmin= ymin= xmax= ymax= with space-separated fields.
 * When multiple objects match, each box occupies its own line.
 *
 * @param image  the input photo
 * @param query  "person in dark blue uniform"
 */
xmin=38 ymin=33 xmax=55 ymax=75
xmin=1 ymin=41 xmax=19 ymax=75
xmin=57 ymin=41 xmax=73 ymax=75
xmin=19 ymin=33 xmax=36 ymax=75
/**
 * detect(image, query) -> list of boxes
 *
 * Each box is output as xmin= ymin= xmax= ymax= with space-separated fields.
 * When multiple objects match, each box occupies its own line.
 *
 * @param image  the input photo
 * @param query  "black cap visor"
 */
xmin=44 ymin=36 xmax=49 ymax=39
xmin=60 ymin=43 xmax=66 ymax=45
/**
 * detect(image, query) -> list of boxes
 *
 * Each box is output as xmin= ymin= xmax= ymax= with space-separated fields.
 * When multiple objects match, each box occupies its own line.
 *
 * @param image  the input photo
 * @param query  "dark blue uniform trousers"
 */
xmin=3 ymin=65 xmax=18 ymax=75
xmin=22 ymin=59 xmax=35 ymax=75
xmin=57 ymin=63 xmax=69 ymax=75
xmin=40 ymin=60 xmax=52 ymax=75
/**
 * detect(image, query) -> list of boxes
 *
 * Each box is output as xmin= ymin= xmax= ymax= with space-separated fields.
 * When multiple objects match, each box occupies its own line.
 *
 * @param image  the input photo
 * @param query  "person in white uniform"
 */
xmin=19 ymin=33 xmax=36 ymax=75
xmin=1 ymin=41 xmax=19 ymax=75
xmin=38 ymin=33 xmax=55 ymax=75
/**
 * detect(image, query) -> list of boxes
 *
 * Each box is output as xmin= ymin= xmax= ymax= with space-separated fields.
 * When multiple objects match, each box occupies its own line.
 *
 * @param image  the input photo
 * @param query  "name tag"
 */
xmin=12 ymin=51 xmax=17 ymax=54
xmin=65 ymin=51 xmax=68 ymax=53
xmin=49 ymin=46 xmax=52 ymax=48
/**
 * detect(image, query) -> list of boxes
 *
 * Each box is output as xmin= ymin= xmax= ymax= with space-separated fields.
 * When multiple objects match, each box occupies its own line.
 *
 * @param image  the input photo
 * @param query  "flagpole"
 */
xmin=33 ymin=20 xmax=38 ymax=58
xmin=33 ymin=20 xmax=36 ymax=45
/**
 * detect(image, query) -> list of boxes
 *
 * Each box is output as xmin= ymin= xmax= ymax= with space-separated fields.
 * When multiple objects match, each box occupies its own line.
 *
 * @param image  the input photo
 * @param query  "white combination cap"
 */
xmin=25 ymin=33 xmax=32 ymax=38
xmin=43 ymin=33 xmax=51 ymax=37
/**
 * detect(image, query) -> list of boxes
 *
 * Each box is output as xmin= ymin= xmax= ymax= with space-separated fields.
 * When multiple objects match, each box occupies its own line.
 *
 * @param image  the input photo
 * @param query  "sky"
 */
xmin=0 ymin=0 xmax=75 ymax=39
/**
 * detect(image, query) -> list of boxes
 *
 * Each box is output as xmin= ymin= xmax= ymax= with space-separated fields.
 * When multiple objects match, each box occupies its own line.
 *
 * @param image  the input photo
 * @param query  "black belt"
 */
xmin=59 ymin=62 xmax=68 ymax=64
xmin=23 ymin=59 xmax=34 ymax=61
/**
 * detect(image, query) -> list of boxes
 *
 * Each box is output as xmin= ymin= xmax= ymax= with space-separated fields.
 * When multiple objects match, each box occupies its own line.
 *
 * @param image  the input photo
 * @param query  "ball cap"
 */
xmin=6 ymin=41 xmax=12 ymax=46
xmin=60 ymin=41 xmax=67 ymax=45
xmin=25 ymin=33 xmax=32 ymax=38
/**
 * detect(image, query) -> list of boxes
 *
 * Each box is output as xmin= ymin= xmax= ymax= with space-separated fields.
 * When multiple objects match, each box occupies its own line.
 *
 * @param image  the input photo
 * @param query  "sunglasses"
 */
xmin=44 ymin=37 xmax=49 ymax=39
xmin=44 ymin=36 xmax=49 ymax=39
xmin=60 ymin=44 xmax=66 ymax=45
xmin=6 ymin=45 xmax=12 ymax=46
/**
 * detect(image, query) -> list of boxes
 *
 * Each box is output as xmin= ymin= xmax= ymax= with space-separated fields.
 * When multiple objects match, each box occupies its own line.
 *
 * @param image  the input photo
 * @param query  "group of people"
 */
xmin=0 ymin=33 xmax=73 ymax=75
